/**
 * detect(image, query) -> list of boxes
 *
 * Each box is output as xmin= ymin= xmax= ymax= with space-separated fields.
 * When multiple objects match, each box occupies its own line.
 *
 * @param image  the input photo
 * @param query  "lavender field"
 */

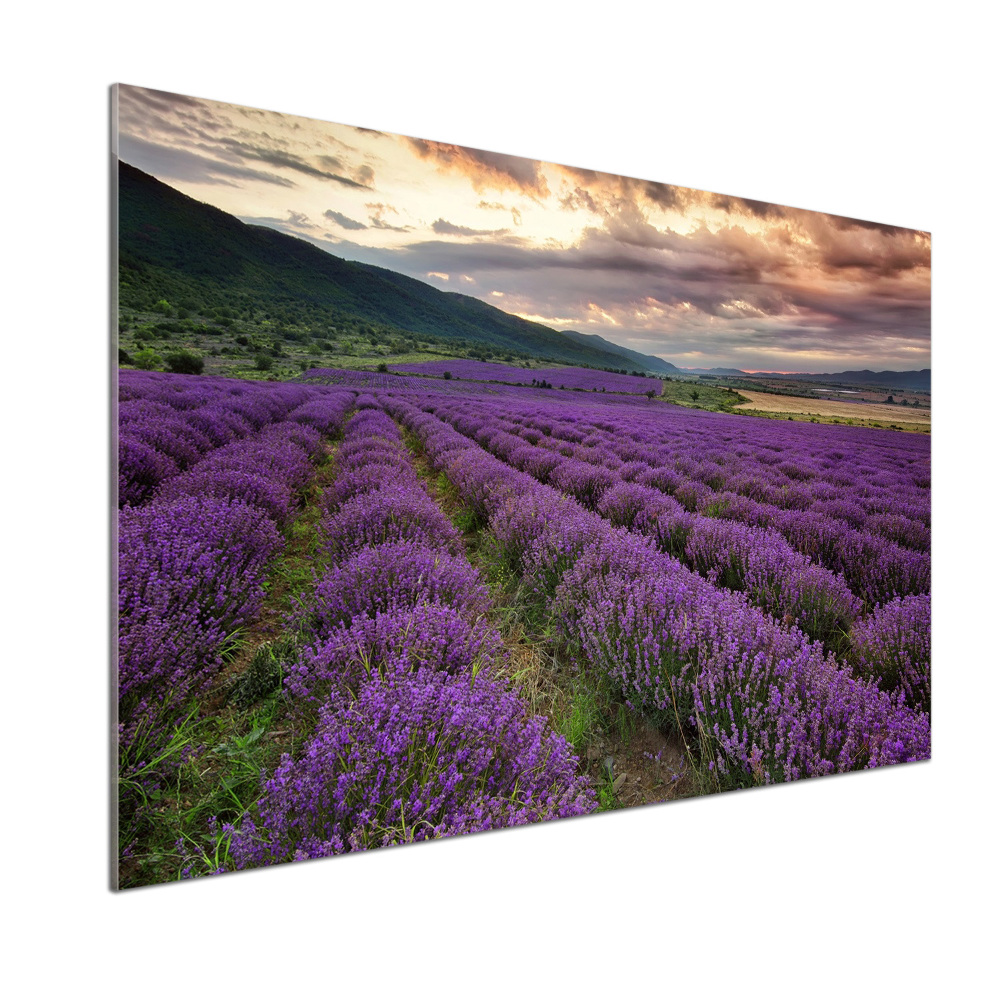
xmin=117 ymin=367 xmax=930 ymax=887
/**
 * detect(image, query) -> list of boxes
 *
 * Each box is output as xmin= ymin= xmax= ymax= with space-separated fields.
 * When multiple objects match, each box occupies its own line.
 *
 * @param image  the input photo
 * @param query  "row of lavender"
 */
xmin=423 ymin=390 xmax=930 ymax=546
xmin=227 ymin=402 xmax=594 ymax=865
xmin=119 ymin=370 xmax=329 ymax=506
xmin=381 ymin=394 xmax=930 ymax=785
xmin=117 ymin=372 xmax=356 ymax=828
xmin=414 ymin=391 xmax=929 ymax=620
xmin=300 ymin=366 xmax=504 ymax=394
xmin=388 ymin=358 xmax=663 ymax=394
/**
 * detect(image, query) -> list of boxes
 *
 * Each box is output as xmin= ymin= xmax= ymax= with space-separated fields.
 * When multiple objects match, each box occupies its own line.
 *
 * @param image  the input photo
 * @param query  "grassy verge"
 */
xmin=118 ymin=439 xmax=342 ymax=888
xmin=658 ymin=380 xmax=749 ymax=413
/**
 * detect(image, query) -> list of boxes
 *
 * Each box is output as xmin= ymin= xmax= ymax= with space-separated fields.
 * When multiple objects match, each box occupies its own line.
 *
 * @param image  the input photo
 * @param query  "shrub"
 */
xmin=304 ymin=541 xmax=490 ymax=639
xmin=850 ymin=595 xmax=931 ymax=713
xmin=228 ymin=661 xmax=594 ymax=866
xmin=322 ymin=485 xmax=463 ymax=558
xmin=164 ymin=350 xmax=204 ymax=375
xmin=285 ymin=603 xmax=505 ymax=711
xmin=133 ymin=348 xmax=162 ymax=371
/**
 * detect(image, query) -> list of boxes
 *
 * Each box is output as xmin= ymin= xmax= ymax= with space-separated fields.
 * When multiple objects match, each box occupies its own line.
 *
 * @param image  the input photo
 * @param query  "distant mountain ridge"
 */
xmin=681 ymin=368 xmax=930 ymax=390
xmin=560 ymin=330 xmax=681 ymax=374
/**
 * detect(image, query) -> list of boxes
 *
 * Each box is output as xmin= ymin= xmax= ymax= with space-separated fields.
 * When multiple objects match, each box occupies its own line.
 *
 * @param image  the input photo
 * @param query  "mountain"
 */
xmin=560 ymin=330 xmax=681 ymax=374
xmin=678 ymin=367 xmax=930 ymax=390
xmin=737 ymin=369 xmax=931 ymax=390
xmin=786 ymin=369 xmax=930 ymax=390
xmin=679 ymin=367 xmax=747 ymax=377
xmin=118 ymin=161 xmax=650 ymax=370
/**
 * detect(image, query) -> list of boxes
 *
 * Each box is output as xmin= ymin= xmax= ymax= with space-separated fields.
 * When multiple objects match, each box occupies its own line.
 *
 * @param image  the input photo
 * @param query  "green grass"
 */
xmin=657 ymin=379 xmax=749 ymax=412
xmin=558 ymin=684 xmax=603 ymax=752
xmin=119 ymin=691 xmax=293 ymax=885
xmin=119 ymin=431 xmax=345 ymax=888
xmin=227 ymin=636 xmax=300 ymax=710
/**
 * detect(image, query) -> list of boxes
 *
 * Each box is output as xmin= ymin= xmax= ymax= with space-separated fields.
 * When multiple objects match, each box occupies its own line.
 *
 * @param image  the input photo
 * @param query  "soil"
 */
xmin=584 ymin=721 xmax=691 ymax=807
xmin=734 ymin=388 xmax=931 ymax=423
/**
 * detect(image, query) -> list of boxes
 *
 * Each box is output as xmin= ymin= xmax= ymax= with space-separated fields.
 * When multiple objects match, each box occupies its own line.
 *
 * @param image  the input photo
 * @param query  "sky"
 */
xmin=116 ymin=84 xmax=931 ymax=373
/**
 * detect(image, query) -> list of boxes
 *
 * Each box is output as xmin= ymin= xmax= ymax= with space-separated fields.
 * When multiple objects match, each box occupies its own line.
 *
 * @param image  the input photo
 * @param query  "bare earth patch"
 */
xmin=734 ymin=389 xmax=931 ymax=423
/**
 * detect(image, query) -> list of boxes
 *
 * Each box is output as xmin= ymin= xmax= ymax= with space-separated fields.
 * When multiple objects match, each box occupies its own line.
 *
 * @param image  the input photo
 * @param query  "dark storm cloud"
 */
xmin=324 ymin=209 xmax=368 ymax=231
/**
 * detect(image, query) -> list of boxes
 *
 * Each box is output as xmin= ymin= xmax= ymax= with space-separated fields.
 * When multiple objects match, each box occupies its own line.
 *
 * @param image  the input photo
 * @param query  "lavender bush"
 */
xmin=850 ymin=594 xmax=931 ymax=713
xmin=229 ymin=661 xmax=594 ymax=866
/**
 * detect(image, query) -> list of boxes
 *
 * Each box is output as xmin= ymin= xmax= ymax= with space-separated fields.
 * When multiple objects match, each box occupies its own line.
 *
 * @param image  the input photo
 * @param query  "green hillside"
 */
xmin=117 ymin=161 xmax=656 ymax=370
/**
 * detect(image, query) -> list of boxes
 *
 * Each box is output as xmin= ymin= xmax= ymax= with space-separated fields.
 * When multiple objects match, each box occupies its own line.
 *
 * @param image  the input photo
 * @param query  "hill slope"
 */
xmin=118 ymin=162 xmax=653 ymax=369
xmin=561 ymin=330 xmax=681 ymax=374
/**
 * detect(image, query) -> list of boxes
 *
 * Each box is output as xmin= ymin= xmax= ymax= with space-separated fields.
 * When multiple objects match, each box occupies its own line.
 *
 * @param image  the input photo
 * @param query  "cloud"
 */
xmin=827 ymin=214 xmax=911 ymax=238
xmin=118 ymin=85 xmax=377 ymax=191
xmin=370 ymin=219 xmax=412 ymax=232
xmin=560 ymin=186 xmax=600 ymax=213
xmin=324 ymin=209 xmax=368 ymax=230
xmin=431 ymin=218 xmax=511 ymax=238
xmin=408 ymin=138 xmax=549 ymax=196
xmin=118 ymin=135 xmax=296 ymax=188
xmin=116 ymin=82 xmax=929 ymax=372
xmin=364 ymin=201 xmax=412 ymax=232
xmin=477 ymin=199 xmax=523 ymax=226
xmin=217 ymin=138 xmax=374 ymax=188
xmin=348 ymin=216 xmax=930 ymax=370
xmin=712 ymin=194 xmax=787 ymax=219
xmin=559 ymin=166 xmax=688 ymax=216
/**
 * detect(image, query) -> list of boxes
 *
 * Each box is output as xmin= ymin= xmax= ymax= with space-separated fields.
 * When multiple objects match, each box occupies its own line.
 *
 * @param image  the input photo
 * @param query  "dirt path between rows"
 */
xmin=399 ymin=422 xmax=694 ymax=811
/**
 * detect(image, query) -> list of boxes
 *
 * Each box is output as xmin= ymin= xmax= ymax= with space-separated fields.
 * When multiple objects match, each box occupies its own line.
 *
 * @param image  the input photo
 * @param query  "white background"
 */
xmin=4 ymin=2 xmax=996 ymax=996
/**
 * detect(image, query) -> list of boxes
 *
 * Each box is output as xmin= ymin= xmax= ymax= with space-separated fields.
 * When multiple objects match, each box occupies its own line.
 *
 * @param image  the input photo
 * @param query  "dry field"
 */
xmin=734 ymin=389 xmax=931 ymax=424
